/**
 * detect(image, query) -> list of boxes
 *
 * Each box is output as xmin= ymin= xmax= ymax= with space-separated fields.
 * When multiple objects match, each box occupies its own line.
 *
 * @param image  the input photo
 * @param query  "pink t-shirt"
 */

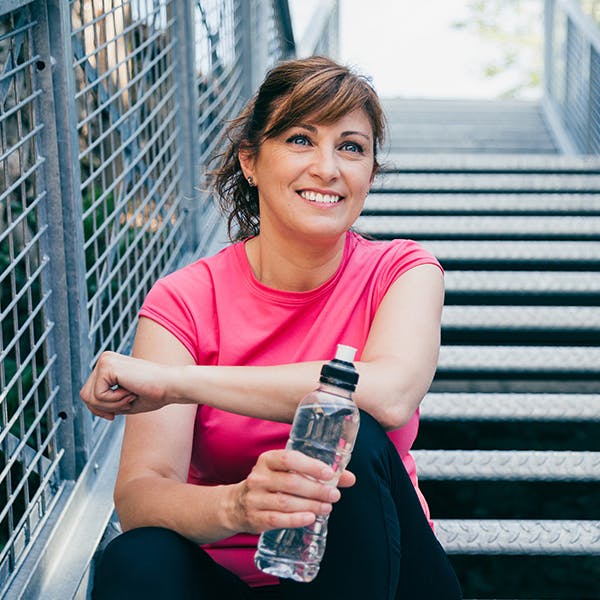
xmin=139 ymin=230 xmax=442 ymax=587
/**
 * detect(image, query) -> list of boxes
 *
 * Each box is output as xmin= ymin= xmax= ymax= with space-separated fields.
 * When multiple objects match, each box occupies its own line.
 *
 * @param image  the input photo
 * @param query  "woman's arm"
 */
xmin=81 ymin=263 xmax=443 ymax=430
xmin=112 ymin=321 xmax=352 ymax=543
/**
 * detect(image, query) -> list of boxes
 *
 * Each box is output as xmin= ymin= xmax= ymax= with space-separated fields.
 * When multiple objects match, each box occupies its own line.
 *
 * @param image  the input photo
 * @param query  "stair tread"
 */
xmin=442 ymin=305 xmax=600 ymax=330
xmin=444 ymin=270 xmax=600 ymax=293
xmin=413 ymin=450 xmax=600 ymax=481
xmin=419 ymin=240 xmax=600 ymax=263
xmin=378 ymin=153 xmax=600 ymax=173
xmin=371 ymin=172 xmax=600 ymax=191
xmin=420 ymin=392 xmax=600 ymax=421
xmin=356 ymin=215 xmax=600 ymax=237
xmin=363 ymin=193 xmax=600 ymax=214
xmin=435 ymin=519 xmax=600 ymax=555
xmin=438 ymin=345 xmax=600 ymax=373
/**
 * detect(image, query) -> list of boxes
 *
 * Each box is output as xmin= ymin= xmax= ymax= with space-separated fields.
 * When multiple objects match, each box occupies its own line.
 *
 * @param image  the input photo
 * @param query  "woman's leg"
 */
xmin=92 ymin=527 xmax=254 ymax=600
xmin=279 ymin=411 xmax=462 ymax=600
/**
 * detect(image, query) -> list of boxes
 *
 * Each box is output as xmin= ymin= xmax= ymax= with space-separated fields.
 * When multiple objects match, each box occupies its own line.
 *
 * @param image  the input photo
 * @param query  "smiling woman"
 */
xmin=81 ymin=56 xmax=462 ymax=600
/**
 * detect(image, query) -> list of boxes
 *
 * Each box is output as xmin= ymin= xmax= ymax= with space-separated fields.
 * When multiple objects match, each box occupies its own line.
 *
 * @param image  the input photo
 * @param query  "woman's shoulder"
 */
xmin=349 ymin=231 xmax=440 ymax=268
xmin=156 ymin=243 xmax=239 ymax=290
xmin=142 ymin=243 xmax=241 ymax=314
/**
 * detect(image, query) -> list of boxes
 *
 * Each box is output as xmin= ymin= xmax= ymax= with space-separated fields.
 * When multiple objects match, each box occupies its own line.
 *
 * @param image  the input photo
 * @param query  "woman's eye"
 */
xmin=340 ymin=141 xmax=364 ymax=153
xmin=286 ymin=134 xmax=311 ymax=146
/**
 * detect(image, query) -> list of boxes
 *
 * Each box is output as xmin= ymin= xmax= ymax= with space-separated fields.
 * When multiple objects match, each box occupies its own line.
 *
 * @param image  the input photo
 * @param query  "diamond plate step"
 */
xmin=356 ymin=215 xmax=600 ymax=239
xmin=437 ymin=345 xmax=600 ymax=375
xmin=441 ymin=305 xmax=600 ymax=331
xmin=371 ymin=172 xmax=600 ymax=193
xmin=378 ymin=153 xmax=600 ymax=173
xmin=444 ymin=270 xmax=600 ymax=295
xmin=418 ymin=240 xmax=600 ymax=267
xmin=363 ymin=193 xmax=600 ymax=215
xmin=435 ymin=520 xmax=600 ymax=555
xmin=420 ymin=392 xmax=600 ymax=421
xmin=413 ymin=450 xmax=600 ymax=481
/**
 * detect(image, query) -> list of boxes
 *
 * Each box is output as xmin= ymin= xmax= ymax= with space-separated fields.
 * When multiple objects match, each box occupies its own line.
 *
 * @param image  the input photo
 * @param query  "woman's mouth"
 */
xmin=298 ymin=190 xmax=343 ymax=204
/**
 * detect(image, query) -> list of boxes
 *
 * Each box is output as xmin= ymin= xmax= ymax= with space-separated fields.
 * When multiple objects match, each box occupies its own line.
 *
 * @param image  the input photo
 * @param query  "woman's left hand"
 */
xmin=79 ymin=351 xmax=174 ymax=420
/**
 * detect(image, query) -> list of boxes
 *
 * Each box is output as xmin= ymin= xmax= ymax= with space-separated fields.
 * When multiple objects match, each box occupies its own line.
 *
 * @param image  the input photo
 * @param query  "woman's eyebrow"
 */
xmin=341 ymin=130 xmax=371 ymax=141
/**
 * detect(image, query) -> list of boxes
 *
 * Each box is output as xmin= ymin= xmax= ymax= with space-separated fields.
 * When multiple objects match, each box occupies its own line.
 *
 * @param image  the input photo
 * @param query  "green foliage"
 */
xmin=452 ymin=0 xmax=543 ymax=99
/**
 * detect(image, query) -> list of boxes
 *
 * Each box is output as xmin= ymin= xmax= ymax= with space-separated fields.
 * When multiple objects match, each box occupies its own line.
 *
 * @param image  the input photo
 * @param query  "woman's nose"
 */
xmin=308 ymin=147 xmax=340 ymax=181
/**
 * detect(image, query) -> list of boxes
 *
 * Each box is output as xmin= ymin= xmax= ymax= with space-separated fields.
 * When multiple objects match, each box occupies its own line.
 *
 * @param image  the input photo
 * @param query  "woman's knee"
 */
xmin=348 ymin=410 xmax=396 ymax=477
xmin=92 ymin=527 xmax=203 ymax=599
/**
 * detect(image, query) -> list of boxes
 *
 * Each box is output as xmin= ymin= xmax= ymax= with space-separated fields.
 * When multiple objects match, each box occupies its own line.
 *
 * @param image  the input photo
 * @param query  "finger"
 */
xmin=88 ymin=406 xmax=115 ymax=421
xmin=264 ymin=450 xmax=336 ymax=482
xmin=263 ymin=491 xmax=333 ymax=517
xmin=259 ymin=510 xmax=317 ymax=532
xmin=254 ymin=469 xmax=341 ymax=505
xmin=338 ymin=469 xmax=356 ymax=488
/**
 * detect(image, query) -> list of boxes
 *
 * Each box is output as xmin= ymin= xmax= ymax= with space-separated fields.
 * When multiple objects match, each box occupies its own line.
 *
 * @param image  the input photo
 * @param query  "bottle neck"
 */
xmin=317 ymin=381 xmax=354 ymax=400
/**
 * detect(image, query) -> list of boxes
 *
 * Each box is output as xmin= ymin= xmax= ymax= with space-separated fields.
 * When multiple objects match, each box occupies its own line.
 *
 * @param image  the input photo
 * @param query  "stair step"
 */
xmin=435 ymin=519 xmax=600 ymax=555
xmin=371 ymin=172 xmax=600 ymax=192
xmin=378 ymin=153 xmax=600 ymax=174
xmin=363 ymin=193 xmax=600 ymax=215
xmin=419 ymin=240 xmax=600 ymax=268
xmin=420 ymin=392 xmax=600 ymax=421
xmin=438 ymin=345 xmax=600 ymax=375
xmin=445 ymin=270 xmax=600 ymax=296
xmin=356 ymin=215 xmax=600 ymax=239
xmin=442 ymin=305 xmax=600 ymax=332
xmin=413 ymin=450 xmax=600 ymax=481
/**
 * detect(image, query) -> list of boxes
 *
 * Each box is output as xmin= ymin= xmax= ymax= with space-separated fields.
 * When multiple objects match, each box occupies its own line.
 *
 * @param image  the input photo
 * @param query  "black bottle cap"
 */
xmin=319 ymin=345 xmax=359 ymax=392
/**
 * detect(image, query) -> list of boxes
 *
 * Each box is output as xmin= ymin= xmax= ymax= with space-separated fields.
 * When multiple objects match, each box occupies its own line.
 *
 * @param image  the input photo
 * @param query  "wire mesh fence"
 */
xmin=0 ymin=2 xmax=63 ymax=586
xmin=0 ymin=1 xmax=337 ymax=595
xmin=545 ymin=0 xmax=600 ymax=152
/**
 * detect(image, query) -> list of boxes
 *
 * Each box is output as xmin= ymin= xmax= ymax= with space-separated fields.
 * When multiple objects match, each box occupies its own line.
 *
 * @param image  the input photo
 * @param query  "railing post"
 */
xmin=172 ymin=0 xmax=200 ymax=256
xmin=30 ymin=0 xmax=77 ymax=481
xmin=45 ymin=0 xmax=95 ymax=473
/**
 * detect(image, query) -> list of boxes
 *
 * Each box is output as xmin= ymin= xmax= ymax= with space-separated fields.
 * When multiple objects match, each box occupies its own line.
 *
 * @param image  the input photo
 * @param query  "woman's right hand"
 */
xmin=227 ymin=449 xmax=356 ymax=534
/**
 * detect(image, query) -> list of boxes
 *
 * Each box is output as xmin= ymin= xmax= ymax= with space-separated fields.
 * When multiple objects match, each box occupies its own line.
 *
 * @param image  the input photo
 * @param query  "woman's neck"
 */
xmin=244 ymin=231 xmax=348 ymax=292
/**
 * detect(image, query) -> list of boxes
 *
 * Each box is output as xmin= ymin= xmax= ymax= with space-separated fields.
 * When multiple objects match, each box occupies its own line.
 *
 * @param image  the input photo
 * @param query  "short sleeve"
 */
xmin=372 ymin=239 xmax=444 ymax=307
xmin=139 ymin=261 xmax=218 ymax=364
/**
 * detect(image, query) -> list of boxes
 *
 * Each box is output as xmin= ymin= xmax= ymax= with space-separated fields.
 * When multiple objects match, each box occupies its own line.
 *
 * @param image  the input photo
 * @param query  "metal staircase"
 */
xmin=360 ymin=98 xmax=600 ymax=598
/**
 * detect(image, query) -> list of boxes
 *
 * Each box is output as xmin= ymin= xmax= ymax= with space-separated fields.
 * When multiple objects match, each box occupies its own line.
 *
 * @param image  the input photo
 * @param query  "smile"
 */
xmin=298 ymin=190 xmax=343 ymax=204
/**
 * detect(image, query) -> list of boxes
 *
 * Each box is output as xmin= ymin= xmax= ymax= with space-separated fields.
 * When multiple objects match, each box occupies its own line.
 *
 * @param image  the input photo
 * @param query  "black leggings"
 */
xmin=93 ymin=411 xmax=462 ymax=599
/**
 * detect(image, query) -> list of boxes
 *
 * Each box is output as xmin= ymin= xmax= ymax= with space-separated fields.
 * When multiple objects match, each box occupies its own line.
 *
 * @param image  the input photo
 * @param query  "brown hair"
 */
xmin=210 ymin=56 xmax=386 ymax=241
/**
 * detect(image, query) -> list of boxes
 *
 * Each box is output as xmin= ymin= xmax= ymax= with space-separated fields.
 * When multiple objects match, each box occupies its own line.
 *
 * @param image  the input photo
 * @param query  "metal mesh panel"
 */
xmin=0 ymin=4 xmax=63 ymax=587
xmin=70 ymin=0 xmax=186 ymax=366
xmin=551 ymin=3 xmax=568 ymax=106
xmin=195 ymin=0 xmax=242 ymax=169
xmin=589 ymin=46 xmax=600 ymax=152
xmin=565 ymin=18 xmax=590 ymax=150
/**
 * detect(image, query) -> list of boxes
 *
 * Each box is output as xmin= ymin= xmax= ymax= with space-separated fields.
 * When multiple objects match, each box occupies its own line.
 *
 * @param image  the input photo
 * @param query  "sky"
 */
xmin=289 ymin=0 xmax=543 ymax=100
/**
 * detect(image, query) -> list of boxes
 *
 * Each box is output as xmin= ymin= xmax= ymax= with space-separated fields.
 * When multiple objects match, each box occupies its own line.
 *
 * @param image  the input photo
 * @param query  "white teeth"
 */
xmin=299 ymin=191 xmax=341 ymax=203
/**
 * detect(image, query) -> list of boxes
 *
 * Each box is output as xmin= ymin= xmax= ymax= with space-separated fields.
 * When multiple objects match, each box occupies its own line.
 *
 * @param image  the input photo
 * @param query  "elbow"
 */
xmin=373 ymin=377 xmax=429 ymax=430
xmin=377 ymin=400 xmax=417 ymax=431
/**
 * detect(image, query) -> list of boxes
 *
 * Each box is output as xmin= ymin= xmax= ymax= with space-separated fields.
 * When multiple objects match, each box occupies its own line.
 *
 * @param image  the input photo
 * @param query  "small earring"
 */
xmin=247 ymin=176 xmax=255 ymax=187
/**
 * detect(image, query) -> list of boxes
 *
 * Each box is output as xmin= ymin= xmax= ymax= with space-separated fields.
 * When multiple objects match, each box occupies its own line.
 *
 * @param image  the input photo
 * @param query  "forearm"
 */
xmin=171 ymin=361 xmax=324 ymax=423
xmin=170 ymin=357 xmax=432 ymax=429
xmin=115 ymin=475 xmax=239 ymax=545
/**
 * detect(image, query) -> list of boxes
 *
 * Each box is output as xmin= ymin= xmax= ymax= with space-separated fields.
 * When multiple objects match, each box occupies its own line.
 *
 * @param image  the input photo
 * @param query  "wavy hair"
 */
xmin=210 ymin=56 xmax=386 ymax=241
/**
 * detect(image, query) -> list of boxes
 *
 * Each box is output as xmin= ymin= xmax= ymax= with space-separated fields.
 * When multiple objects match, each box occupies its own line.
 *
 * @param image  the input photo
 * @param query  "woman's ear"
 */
xmin=238 ymin=149 xmax=255 ymax=182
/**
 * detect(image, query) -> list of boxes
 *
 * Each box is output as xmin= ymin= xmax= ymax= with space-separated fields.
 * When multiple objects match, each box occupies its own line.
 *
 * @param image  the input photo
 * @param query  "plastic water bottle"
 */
xmin=254 ymin=344 xmax=361 ymax=582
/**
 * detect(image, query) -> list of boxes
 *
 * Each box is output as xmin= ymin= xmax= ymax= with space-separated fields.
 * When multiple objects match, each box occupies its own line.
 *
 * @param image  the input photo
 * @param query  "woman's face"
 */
xmin=240 ymin=109 xmax=376 ymax=244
